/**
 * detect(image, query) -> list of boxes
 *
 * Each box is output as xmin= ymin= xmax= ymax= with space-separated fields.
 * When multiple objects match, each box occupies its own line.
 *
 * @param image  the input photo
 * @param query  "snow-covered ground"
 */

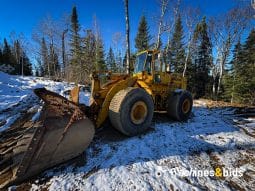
xmin=0 ymin=71 xmax=89 ymax=132
xmin=0 ymin=72 xmax=254 ymax=191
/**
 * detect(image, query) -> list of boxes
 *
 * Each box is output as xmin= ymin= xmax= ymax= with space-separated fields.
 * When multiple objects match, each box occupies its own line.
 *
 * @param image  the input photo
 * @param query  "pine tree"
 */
xmin=13 ymin=40 xmax=21 ymax=75
xmin=223 ymin=40 xmax=243 ymax=103
xmin=185 ymin=55 xmax=197 ymax=93
xmin=224 ymin=30 xmax=255 ymax=105
xmin=21 ymin=51 xmax=32 ymax=76
xmin=0 ymin=47 xmax=3 ymax=64
xmin=192 ymin=17 xmax=212 ymax=98
xmin=95 ymin=37 xmax=106 ymax=71
xmin=82 ymin=29 xmax=96 ymax=82
xmin=135 ymin=15 xmax=150 ymax=52
xmin=2 ymin=38 xmax=11 ymax=63
xmin=240 ymin=29 xmax=255 ymax=104
xmin=2 ymin=38 xmax=16 ymax=74
xmin=106 ymin=47 xmax=116 ymax=71
xmin=69 ymin=6 xmax=82 ymax=82
xmin=170 ymin=14 xmax=185 ymax=73
xmin=70 ymin=6 xmax=81 ymax=55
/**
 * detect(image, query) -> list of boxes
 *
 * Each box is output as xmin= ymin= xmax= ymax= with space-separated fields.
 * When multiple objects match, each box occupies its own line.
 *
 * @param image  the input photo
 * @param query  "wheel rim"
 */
xmin=182 ymin=99 xmax=191 ymax=114
xmin=130 ymin=101 xmax=148 ymax=125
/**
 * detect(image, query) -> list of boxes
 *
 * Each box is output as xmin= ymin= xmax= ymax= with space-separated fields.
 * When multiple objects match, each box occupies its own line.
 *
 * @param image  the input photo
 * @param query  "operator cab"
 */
xmin=134 ymin=50 xmax=166 ymax=74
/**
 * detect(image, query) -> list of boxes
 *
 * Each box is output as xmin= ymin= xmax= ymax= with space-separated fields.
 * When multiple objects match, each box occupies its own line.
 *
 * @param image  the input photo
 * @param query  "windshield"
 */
xmin=134 ymin=53 xmax=147 ymax=73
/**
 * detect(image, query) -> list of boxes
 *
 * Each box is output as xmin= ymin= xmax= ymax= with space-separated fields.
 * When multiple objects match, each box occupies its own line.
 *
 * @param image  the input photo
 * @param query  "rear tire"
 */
xmin=167 ymin=90 xmax=193 ymax=121
xmin=109 ymin=87 xmax=154 ymax=136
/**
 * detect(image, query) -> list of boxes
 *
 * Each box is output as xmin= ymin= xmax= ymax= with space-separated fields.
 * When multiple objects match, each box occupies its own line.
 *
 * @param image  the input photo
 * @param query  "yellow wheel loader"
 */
xmin=0 ymin=50 xmax=193 ymax=188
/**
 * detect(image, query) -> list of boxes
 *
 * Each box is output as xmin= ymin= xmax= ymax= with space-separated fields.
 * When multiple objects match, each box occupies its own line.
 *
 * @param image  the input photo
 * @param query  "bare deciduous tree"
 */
xmin=155 ymin=0 xmax=169 ymax=50
xmin=182 ymin=7 xmax=201 ymax=77
xmin=209 ymin=5 xmax=253 ymax=98
xmin=33 ymin=14 xmax=69 ymax=78
xmin=112 ymin=32 xmax=125 ymax=72
xmin=164 ymin=0 xmax=180 ymax=68
xmin=10 ymin=32 xmax=29 ymax=76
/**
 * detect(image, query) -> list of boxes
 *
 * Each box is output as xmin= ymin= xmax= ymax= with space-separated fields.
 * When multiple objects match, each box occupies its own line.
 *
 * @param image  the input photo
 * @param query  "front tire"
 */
xmin=167 ymin=90 xmax=193 ymax=121
xmin=109 ymin=87 xmax=154 ymax=136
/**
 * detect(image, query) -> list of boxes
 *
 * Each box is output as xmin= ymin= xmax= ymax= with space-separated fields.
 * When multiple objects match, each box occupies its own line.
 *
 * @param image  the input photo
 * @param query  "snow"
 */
xmin=31 ymin=95 xmax=255 ymax=191
xmin=79 ymin=89 xmax=90 ymax=105
xmin=1 ymin=72 xmax=254 ymax=191
xmin=0 ymin=71 xmax=75 ymax=132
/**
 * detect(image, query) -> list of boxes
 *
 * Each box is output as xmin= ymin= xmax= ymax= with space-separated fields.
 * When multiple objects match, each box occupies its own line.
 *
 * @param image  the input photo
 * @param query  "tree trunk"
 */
xmin=182 ymin=34 xmax=192 ymax=77
xmin=62 ymin=29 xmax=68 ymax=77
xmin=156 ymin=18 xmax=163 ymax=50
xmin=124 ymin=0 xmax=130 ymax=74
xmin=156 ymin=0 xmax=168 ymax=50
xmin=212 ymin=81 xmax=216 ymax=98
xmin=21 ymin=56 xmax=24 ymax=76
xmin=50 ymin=38 xmax=55 ymax=77
xmin=216 ymin=51 xmax=227 ymax=99
xmin=230 ymin=73 xmax=236 ymax=104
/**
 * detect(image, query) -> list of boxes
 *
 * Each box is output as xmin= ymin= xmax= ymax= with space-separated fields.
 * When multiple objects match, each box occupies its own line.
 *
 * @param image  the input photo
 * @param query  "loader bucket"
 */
xmin=0 ymin=88 xmax=95 ymax=188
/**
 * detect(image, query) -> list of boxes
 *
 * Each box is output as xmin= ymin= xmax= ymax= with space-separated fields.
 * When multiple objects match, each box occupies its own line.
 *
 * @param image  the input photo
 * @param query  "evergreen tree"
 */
xmin=192 ymin=17 xmax=212 ymax=98
xmin=82 ymin=29 xmax=96 ymax=82
xmin=70 ymin=6 xmax=81 ymax=55
xmin=1 ymin=38 xmax=16 ymax=74
xmin=135 ymin=15 xmax=150 ymax=52
xmin=2 ymin=38 xmax=11 ymax=63
xmin=95 ymin=37 xmax=106 ymax=71
xmin=185 ymin=55 xmax=197 ymax=93
xmin=54 ymin=52 xmax=60 ymax=75
xmin=69 ymin=6 xmax=82 ymax=82
xmin=106 ymin=47 xmax=116 ymax=71
xmin=224 ymin=30 xmax=255 ymax=105
xmin=21 ymin=51 xmax=33 ymax=76
xmin=35 ymin=68 xmax=40 ymax=77
xmin=170 ymin=14 xmax=185 ymax=73
xmin=239 ymin=29 xmax=255 ymax=104
xmin=0 ymin=47 xmax=3 ymax=64
xmin=13 ymin=40 xmax=21 ymax=74
xmin=223 ymin=40 xmax=243 ymax=102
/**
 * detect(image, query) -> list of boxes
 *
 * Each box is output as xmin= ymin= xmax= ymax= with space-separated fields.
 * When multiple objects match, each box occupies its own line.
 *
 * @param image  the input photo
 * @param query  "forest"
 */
xmin=0 ymin=0 xmax=254 ymax=105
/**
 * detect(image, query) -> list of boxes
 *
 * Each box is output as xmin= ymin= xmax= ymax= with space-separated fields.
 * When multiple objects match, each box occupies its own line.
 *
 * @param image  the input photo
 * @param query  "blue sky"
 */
xmin=0 ymin=0 xmax=251 ymax=53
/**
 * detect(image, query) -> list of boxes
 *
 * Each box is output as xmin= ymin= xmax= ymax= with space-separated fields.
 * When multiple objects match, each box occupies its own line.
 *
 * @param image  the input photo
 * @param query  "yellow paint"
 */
xmin=95 ymin=76 xmax=137 ymax=128
xmin=88 ymin=49 xmax=189 ymax=128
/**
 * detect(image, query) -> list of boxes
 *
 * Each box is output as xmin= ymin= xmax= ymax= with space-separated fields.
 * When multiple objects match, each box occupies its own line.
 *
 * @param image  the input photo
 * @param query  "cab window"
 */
xmin=134 ymin=53 xmax=147 ymax=73
xmin=145 ymin=54 xmax=152 ymax=73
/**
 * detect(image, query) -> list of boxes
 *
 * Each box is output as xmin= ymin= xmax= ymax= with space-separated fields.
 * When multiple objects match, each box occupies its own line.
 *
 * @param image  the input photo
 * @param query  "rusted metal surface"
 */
xmin=0 ymin=88 xmax=95 ymax=189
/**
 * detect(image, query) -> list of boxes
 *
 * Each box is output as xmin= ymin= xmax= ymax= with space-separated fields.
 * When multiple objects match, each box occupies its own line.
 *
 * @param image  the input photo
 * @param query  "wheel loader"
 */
xmin=0 ymin=49 xmax=193 ymax=188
